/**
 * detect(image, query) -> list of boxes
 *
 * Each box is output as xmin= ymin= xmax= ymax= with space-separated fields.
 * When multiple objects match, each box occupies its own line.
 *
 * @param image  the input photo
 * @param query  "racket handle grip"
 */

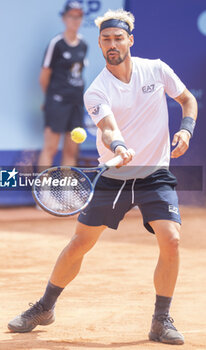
xmin=106 ymin=155 xmax=123 ymax=167
xmin=105 ymin=149 xmax=135 ymax=167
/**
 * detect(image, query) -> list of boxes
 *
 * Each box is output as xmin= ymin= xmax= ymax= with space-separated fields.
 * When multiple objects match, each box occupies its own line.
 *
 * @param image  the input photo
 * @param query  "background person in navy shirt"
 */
xmin=38 ymin=1 xmax=88 ymax=167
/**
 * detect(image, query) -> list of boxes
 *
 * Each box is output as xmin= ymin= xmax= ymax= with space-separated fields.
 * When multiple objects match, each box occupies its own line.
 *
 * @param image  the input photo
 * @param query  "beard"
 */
xmin=105 ymin=49 xmax=129 ymax=66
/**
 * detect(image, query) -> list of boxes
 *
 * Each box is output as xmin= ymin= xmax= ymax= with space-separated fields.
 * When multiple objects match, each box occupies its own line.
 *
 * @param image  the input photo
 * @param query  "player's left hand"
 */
xmin=171 ymin=130 xmax=191 ymax=158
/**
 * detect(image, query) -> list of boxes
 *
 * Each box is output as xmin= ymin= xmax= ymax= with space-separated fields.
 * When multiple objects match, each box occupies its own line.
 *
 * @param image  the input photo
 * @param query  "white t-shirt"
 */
xmin=84 ymin=57 xmax=186 ymax=180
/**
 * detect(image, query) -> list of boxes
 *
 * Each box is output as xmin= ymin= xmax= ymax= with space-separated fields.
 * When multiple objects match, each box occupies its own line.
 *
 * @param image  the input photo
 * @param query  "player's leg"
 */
xmin=49 ymin=222 xmax=105 ymax=288
xmin=150 ymin=220 xmax=180 ymax=297
xmin=61 ymin=132 xmax=79 ymax=166
xmin=38 ymin=127 xmax=61 ymax=168
xmin=148 ymin=219 xmax=184 ymax=345
xmin=8 ymin=176 xmax=130 ymax=333
xmin=134 ymin=169 xmax=184 ymax=344
xmin=8 ymin=222 xmax=106 ymax=333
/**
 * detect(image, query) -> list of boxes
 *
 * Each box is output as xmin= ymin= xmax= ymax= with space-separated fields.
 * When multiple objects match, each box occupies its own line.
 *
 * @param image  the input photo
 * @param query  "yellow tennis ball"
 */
xmin=71 ymin=127 xmax=87 ymax=144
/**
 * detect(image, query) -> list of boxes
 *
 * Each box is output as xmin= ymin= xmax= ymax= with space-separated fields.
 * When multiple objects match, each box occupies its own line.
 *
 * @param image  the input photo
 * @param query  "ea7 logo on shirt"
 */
xmin=142 ymin=84 xmax=155 ymax=93
xmin=168 ymin=205 xmax=179 ymax=215
xmin=89 ymin=104 xmax=100 ymax=116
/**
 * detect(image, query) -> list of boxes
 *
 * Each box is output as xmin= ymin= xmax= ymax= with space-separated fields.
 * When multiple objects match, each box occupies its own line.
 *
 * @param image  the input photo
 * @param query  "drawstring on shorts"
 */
xmin=112 ymin=180 xmax=126 ymax=209
xmin=112 ymin=178 xmax=137 ymax=210
xmin=131 ymin=178 xmax=136 ymax=204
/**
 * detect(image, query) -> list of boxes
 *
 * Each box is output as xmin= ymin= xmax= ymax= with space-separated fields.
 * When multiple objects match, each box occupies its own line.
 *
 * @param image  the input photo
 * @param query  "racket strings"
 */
xmin=35 ymin=168 xmax=91 ymax=214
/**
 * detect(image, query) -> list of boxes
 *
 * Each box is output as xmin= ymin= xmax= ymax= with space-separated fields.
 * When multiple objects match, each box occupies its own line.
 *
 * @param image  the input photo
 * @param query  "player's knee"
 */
xmin=67 ymin=233 xmax=96 ymax=258
xmin=157 ymin=223 xmax=181 ymax=258
xmin=166 ymin=235 xmax=180 ymax=256
xmin=163 ymin=228 xmax=180 ymax=258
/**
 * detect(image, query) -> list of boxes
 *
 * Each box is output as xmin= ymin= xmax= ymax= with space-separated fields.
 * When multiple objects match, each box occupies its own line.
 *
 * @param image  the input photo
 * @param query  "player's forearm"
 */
xmin=101 ymin=128 xmax=124 ymax=150
xmin=97 ymin=115 xmax=125 ymax=150
xmin=175 ymin=89 xmax=198 ymax=120
xmin=182 ymin=98 xmax=198 ymax=121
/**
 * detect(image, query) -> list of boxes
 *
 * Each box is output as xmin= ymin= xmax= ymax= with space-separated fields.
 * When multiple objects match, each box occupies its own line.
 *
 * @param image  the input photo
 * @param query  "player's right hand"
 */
xmin=115 ymin=147 xmax=135 ymax=167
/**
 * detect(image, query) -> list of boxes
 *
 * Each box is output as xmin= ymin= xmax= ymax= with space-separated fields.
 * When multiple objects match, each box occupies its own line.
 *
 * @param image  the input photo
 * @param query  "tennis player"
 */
xmin=38 ymin=0 xmax=87 ymax=167
xmin=8 ymin=9 xmax=198 ymax=345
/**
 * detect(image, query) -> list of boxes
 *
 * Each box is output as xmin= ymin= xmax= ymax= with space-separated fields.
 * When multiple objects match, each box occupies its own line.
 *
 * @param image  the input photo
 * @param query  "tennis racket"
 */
xmin=32 ymin=153 xmax=129 ymax=217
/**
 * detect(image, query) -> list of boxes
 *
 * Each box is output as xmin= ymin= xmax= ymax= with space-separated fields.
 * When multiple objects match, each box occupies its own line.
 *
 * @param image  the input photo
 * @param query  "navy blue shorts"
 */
xmin=44 ymin=94 xmax=84 ymax=133
xmin=78 ymin=169 xmax=181 ymax=234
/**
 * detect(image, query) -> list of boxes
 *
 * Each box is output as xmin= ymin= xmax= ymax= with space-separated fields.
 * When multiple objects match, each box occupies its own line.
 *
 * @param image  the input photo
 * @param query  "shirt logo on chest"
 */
xmin=63 ymin=51 xmax=72 ymax=59
xmin=142 ymin=84 xmax=155 ymax=93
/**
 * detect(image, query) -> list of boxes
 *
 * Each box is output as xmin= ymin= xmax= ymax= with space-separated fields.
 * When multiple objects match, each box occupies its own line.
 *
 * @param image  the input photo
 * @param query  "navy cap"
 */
xmin=60 ymin=1 xmax=84 ymax=16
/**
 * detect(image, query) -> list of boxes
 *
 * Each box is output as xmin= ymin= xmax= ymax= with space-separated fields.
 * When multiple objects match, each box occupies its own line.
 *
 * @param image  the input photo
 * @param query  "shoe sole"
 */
xmin=7 ymin=317 xmax=55 ymax=333
xmin=149 ymin=332 xmax=184 ymax=345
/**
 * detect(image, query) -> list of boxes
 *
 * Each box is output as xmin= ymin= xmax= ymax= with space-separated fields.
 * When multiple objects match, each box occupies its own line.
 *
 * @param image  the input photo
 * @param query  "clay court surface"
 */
xmin=0 ymin=206 xmax=206 ymax=350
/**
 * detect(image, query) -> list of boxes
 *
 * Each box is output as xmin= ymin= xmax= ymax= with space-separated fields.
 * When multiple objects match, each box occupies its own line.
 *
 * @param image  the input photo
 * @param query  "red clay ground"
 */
xmin=0 ymin=206 xmax=206 ymax=350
